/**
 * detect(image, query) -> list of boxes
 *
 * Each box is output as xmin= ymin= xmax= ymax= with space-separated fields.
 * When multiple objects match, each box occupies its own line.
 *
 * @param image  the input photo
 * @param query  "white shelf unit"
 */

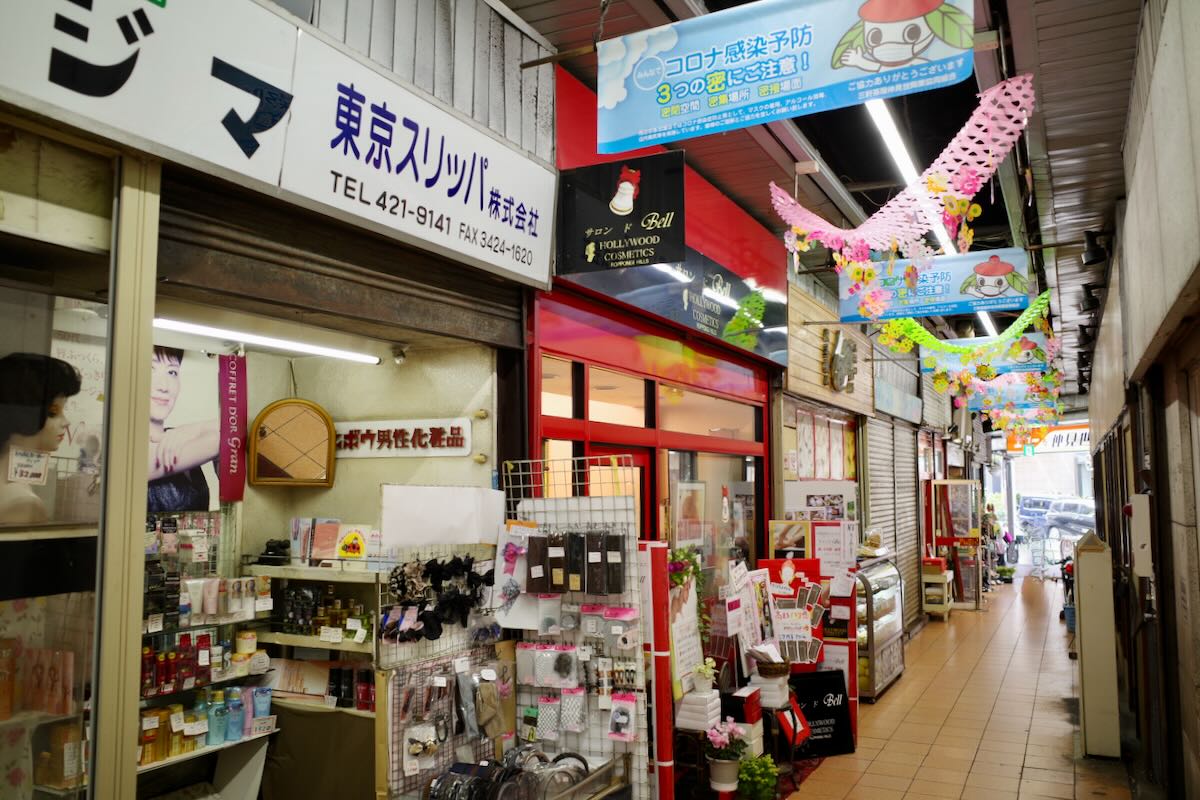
xmin=137 ymin=728 xmax=278 ymax=774
xmin=921 ymin=570 xmax=953 ymax=618
xmin=256 ymin=631 xmax=373 ymax=654
xmin=244 ymin=563 xmax=380 ymax=584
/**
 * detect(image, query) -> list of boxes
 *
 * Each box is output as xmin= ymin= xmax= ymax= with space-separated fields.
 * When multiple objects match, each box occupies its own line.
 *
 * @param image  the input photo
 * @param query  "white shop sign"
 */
xmin=0 ymin=0 xmax=554 ymax=288
xmin=334 ymin=418 xmax=471 ymax=458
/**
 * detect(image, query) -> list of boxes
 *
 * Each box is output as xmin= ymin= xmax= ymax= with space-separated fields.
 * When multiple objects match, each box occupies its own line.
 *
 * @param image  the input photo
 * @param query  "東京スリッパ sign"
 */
xmin=557 ymin=151 xmax=685 ymax=275
xmin=839 ymin=248 xmax=1032 ymax=323
xmin=596 ymin=0 xmax=973 ymax=153
xmin=0 ymin=0 xmax=554 ymax=288
xmin=334 ymin=418 xmax=471 ymax=459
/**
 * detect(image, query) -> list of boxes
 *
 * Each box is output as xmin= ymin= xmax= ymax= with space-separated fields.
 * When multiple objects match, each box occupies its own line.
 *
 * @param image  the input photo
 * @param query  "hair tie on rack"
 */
xmin=501 ymin=542 xmax=526 ymax=575
xmin=498 ymin=578 xmax=521 ymax=613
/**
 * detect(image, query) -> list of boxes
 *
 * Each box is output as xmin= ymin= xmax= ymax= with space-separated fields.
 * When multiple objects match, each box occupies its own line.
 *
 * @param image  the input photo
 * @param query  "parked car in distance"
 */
xmin=1045 ymin=497 xmax=1096 ymax=559
xmin=1017 ymin=495 xmax=1054 ymax=541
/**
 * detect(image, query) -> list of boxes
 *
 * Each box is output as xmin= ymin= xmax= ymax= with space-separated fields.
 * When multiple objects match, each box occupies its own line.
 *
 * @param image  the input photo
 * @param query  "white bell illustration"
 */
xmin=609 ymin=165 xmax=641 ymax=216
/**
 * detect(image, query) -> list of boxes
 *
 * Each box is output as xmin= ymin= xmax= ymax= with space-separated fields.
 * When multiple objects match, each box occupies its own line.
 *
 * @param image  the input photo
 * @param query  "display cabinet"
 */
xmin=928 ymin=480 xmax=983 ymax=610
xmin=855 ymin=558 xmax=904 ymax=701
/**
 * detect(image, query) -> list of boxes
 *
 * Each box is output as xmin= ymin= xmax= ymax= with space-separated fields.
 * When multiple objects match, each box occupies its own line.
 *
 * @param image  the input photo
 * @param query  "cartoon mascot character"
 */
xmin=960 ymin=254 xmax=1028 ymax=298
xmin=833 ymin=0 xmax=973 ymax=73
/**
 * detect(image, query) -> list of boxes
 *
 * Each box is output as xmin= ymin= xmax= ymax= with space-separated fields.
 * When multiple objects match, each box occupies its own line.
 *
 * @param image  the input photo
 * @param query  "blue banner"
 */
xmin=838 ymin=248 xmax=1031 ymax=323
xmin=920 ymin=333 xmax=1048 ymax=375
xmin=968 ymin=380 xmax=1041 ymax=411
xmin=596 ymin=0 xmax=974 ymax=153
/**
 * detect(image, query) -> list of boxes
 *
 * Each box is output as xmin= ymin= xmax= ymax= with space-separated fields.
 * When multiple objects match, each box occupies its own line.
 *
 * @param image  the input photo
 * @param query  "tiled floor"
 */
xmin=790 ymin=577 xmax=1133 ymax=800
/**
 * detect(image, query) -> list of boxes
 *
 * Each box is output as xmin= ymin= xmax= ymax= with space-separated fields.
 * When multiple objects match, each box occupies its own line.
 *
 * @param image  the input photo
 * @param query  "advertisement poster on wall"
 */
xmin=148 ymin=346 xmax=221 ymax=513
xmin=595 ymin=0 xmax=974 ymax=152
xmin=839 ymin=249 xmax=1031 ymax=323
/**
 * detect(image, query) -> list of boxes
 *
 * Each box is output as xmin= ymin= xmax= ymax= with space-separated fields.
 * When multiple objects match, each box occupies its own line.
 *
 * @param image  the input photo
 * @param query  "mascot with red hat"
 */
xmin=833 ymin=0 xmax=973 ymax=73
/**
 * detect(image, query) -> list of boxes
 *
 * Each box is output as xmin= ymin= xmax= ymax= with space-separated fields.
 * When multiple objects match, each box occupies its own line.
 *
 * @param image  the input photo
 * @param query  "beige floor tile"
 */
xmin=1072 ymin=783 xmax=1130 ymax=799
xmin=1018 ymin=779 xmax=1075 ymax=799
xmin=977 ymin=739 xmax=1027 ymax=755
xmin=923 ymin=755 xmax=974 ymax=773
xmin=1020 ymin=767 xmax=1073 ymax=785
xmin=971 ymin=762 xmax=1024 ymax=780
xmin=913 ymin=767 xmax=968 ymax=785
xmin=894 ymin=722 xmax=943 ymax=744
xmin=845 ymin=786 xmax=906 ymax=800
xmin=1022 ymin=755 xmax=1074 ymax=771
xmin=960 ymin=788 xmax=1019 ymax=800
xmin=789 ymin=778 xmax=851 ymax=799
xmin=867 ymin=760 xmax=922 ymax=779
xmin=855 ymin=771 xmax=913 ymax=791
xmin=967 ymin=772 xmax=1021 ymax=791
xmin=904 ymin=778 xmax=964 ymax=798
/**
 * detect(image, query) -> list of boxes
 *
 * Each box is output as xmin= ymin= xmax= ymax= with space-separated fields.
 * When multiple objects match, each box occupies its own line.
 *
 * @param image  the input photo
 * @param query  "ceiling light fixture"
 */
xmin=152 ymin=318 xmax=382 ymax=364
xmin=865 ymin=99 xmax=999 ymax=338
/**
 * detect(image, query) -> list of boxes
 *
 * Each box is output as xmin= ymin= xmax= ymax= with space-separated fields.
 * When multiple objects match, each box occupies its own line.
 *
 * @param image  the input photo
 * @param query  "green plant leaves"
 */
xmin=925 ymin=5 xmax=974 ymax=50
xmin=831 ymin=21 xmax=865 ymax=69
xmin=1006 ymin=271 xmax=1029 ymax=295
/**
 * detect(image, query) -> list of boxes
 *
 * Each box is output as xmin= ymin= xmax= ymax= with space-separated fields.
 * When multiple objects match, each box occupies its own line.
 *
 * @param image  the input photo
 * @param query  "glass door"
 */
xmin=587 ymin=445 xmax=652 ymax=539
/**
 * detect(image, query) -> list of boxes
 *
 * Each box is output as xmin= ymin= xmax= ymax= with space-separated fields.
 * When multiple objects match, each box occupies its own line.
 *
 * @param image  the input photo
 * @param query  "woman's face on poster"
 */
xmin=150 ymin=351 xmax=181 ymax=424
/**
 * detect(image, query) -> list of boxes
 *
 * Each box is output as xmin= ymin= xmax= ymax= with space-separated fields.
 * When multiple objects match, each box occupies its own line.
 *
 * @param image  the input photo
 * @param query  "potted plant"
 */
xmin=693 ymin=657 xmax=717 ymax=693
xmin=737 ymin=755 xmax=777 ymax=800
xmin=704 ymin=718 xmax=748 ymax=791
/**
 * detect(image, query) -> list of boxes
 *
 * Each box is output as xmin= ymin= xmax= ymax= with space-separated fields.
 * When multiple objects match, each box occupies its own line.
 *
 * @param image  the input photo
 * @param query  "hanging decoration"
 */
xmin=771 ymin=74 xmax=1036 ymax=320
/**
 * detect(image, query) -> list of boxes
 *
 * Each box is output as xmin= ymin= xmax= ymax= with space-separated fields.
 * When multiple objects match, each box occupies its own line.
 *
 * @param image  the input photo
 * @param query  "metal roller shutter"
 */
xmin=867 ymin=417 xmax=896 ymax=554
xmin=893 ymin=421 xmax=921 ymax=630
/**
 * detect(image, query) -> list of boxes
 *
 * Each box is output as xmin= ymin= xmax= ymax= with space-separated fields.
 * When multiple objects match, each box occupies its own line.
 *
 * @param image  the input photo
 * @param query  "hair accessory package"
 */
xmin=525 ymin=532 xmax=549 ymax=593
xmin=607 ymin=692 xmax=637 ymax=742
xmin=550 ymin=644 xmax=580 ymax=689
xmin=560 ymin=687 xmax=586 ymax=733
xmin=547 ymin=530 xmax=567 ymax=592
xmin=565 ymin=532 xmax=586 ymax=592
xmin=536 ymin=695 xmax=560 ymax=741
xmin=584 ymin=530 xmax=607 ymax=594
xmin=537 ymin=594 xmax=563 ymax=637
xmin=580 ymin=604 xmax=607 ymax=639
xmin=533 ymin=644 xmax=559 ymax=688
xmin=605 ymin=532 xmax=625 ymax=594
xmin=602 ymin=606 xmax=641 ymax=652
xmin=560 ymin=602 xmax=581 ymax=631
xmin=515 ymin=642 xmax=536 ymax=685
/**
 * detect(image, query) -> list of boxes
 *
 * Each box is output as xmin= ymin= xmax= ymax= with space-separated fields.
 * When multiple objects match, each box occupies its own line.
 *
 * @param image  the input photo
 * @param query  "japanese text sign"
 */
xmin=333 ymin=418 xmax=471 ymax=458
xmin=920 ymin=333 xmax=1048 ymax=375
xmin=557 ymin=151 xmax=685 ymax=275
xmin=0 ymin=1 xmax=554 ymax=287
xmin=596 ymin=0 xmax=974 ymax=153
xmin=839 ymin=248 xmax=1031 ymax=323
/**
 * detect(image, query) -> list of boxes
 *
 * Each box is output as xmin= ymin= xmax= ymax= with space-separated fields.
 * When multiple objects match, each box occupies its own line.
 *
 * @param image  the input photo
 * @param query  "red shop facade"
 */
xmin=531 ymin=70 xmax=790 ymax=562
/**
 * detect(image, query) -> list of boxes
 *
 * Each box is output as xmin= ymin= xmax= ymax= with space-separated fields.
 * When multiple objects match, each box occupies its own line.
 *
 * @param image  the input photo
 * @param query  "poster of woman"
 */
xmin=147 ymin=346 xmax=219 ymax=513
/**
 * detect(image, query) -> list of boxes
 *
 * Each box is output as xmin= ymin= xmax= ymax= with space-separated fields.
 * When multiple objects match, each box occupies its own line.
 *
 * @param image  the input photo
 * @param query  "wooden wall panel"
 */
xmin=785 ymin=286 xmax=875 ymax=417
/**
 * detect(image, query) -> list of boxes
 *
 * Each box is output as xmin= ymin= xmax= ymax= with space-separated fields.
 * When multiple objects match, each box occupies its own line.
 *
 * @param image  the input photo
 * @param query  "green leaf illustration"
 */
xmin=722 ymin=291 xmax=766 ymax=350
xmin=925 ymin=5 xmax=974 ymax=50
xmin=831 ymin=21 xmax=865 ymax=69
xmin=1006 ymin=271 xmax=1029 ymax=295
xmin=960 ymin=274 xmax=978 ymax=294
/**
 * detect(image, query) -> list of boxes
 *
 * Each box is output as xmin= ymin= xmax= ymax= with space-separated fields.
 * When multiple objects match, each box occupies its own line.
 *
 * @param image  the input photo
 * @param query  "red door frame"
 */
xmin=529 ymin=288 xmax=774 ymax=548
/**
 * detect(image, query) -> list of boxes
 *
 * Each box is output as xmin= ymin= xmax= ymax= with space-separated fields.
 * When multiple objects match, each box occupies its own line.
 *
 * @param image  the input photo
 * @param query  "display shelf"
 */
xmin=0 ymin=525 xmax=98 ymax=542
xmin=136 ymin=728 xmax=279 ymax=774
xmin=139 ymin=671 xmax=250 ymax=706
xmin=245 ymin=563 xmax=379 ymax=584
xmin=256 ymin=631 xmax=373 ymax=654
xmin=141 ymin=616 xmax=256 ymax=638
xmin=273 ymin=697 xmax=375 ymax=719
xmin=32 ymin=784 xmax=85 ymax=797
xmin=922 ymin=570 xmax=953 ymax=618
xmin=0 ymin=710 xmax=77 ymax=729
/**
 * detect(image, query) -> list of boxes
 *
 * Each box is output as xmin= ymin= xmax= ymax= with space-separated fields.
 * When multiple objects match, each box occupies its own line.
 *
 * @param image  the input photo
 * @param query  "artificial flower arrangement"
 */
xmin=668 ymin=546 xmax=711 ymax=644
xmin=704 ymin=718 xmax=748 ymax=761
xmin=694 ymin=656 xmax=717 ymax=680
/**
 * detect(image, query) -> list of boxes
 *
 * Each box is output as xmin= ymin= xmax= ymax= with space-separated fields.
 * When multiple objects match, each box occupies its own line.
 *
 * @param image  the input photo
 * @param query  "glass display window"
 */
xmin=588 ymin=366 xmax=648 ymax=427
xmin=658 ymin=385 xmax=757 ymax=441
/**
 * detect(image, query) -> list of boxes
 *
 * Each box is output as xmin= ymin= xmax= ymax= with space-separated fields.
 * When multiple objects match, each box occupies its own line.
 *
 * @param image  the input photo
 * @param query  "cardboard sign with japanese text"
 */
xmin=0 ymin=1 xmax=554 ymax=287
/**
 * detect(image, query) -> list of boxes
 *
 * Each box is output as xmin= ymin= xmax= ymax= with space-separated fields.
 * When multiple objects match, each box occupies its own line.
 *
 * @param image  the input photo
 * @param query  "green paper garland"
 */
xmin=878 ymin=290 xmax=1052 ymax=354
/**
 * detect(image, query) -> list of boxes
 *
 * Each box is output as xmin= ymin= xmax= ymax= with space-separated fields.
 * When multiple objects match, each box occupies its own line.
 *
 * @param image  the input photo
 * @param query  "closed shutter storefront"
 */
xmin=867 ymin=417 xmax=897 ymax=554
xmin=893 ymin=421 xmax=921 ymax=629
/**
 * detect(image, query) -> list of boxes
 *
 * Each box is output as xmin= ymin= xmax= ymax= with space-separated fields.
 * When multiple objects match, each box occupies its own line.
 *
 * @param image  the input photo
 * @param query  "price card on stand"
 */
xmin=251 ymin=715 xmax=277 ymax=735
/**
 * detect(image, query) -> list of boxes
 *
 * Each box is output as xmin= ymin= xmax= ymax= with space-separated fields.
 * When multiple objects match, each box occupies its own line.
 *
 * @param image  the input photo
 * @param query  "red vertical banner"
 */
xmin=218 ymin=354 xmax=247 ymax=503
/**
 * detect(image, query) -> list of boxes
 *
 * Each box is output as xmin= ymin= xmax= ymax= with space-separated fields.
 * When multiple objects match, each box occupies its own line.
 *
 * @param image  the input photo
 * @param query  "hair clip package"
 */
xmin=516 ymin=642 xmax=537 ymax=686
xmin=550 ymin=644 xmax=579 ymax=689
xmin=536 ymin=695 xmax=560 ymax=741
xmin=585 ymin=530 xmax=607 ymax=594
xmin=561 ymin=687 xmax=586 ymax=733
xmin=537 ymin=594 xmax=562 ymax=637
xmin=457 ymin=669 xmax=481 ymax=739
xmin=605 ymin=532 xmax=625 ymax=594
xmin=547 ymin=531 xmax=567 ymax=592
xmin=603 ymin=606 xmax=641 ymax=652
xmin=560 ymin=602 xmax=581 ymax=631
xmin=475 ymin=679 xmax=504 ymax=738
xmin=607 ymin=692 xmax=637 ymax=742
xmin=533 ymin=644 xmax=559 ymax=688
xmin=525 ymin=532 xmax=549 ymax=593
xmin=566 ymin=532 xmax=586 ymax=592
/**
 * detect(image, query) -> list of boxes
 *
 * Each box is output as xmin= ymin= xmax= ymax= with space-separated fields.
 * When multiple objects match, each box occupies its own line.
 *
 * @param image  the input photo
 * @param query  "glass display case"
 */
xmin=855 ymin=558 xmax=904 ymax=701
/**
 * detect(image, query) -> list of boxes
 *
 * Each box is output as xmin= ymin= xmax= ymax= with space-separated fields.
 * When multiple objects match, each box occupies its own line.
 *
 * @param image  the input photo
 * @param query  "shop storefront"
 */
xmin=0 ymin=3 xmax=554 ymax=797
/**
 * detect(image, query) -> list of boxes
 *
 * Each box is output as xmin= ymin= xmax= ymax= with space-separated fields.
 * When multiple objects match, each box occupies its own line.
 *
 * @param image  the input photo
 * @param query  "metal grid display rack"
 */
xmin=498 ymin=456 xmax=650 ymax=800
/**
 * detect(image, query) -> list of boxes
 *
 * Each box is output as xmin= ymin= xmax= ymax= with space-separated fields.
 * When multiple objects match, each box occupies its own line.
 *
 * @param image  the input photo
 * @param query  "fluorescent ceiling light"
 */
xmin=866 ymin=99 xmax=1002 ymax=337
xmin=153 ymin=318 xmax=382 ymax=364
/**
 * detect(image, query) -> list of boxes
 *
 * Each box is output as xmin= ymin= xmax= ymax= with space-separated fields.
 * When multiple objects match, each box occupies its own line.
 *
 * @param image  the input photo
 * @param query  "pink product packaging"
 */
xmin=561 ymin=687 xmax=586 ymax=732
xmin=607 ymin=692 xmax=637 ymax=742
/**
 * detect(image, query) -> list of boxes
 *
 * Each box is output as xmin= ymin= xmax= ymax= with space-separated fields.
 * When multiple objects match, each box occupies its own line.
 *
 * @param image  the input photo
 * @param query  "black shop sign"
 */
xmin=557 ymin=151 xmax=685 ymax=274
xmin=790 ymin=669 xmax=855 ymax=757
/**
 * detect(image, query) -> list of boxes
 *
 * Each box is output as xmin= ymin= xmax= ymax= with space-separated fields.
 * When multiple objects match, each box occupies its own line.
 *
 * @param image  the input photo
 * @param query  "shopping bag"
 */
xmin=775 ymin=695 xmax=811 ymax=746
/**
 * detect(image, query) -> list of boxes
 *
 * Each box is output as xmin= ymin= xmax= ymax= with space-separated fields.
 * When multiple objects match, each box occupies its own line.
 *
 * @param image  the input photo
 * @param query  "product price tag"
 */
xmin=453 ymin=656 xmax=471 ymax=674
xmin=474 ymin=559 xmax=494 ymax=575
xmin=63 ymin=741 xmax=80 ymax=779
xmin=480 ymin=668 xmax=497 ymax=681
xmin=610 ymin=625 xmax=624 ymax=635
xmin=169 ymin=712 xmax=185 ymax=732
xmin=142 ymin=715 xmax=159 ymax=731
xmin=353 ymin=628 xmax=367 ymax=644
xmin=607 ymin=550 xmax=622 ymax=563
xmin=182 ymin=677 xmax=195 ymax=691
xmin=345 ymin=618 xmax=362 ymax=631
xmin=587 ymin=552 xmax=602 ymax=563
xmin=323 ymin=694 xmax=338 ymax=708
xmin=529 ymin=565 xmax=544 ymax=579
xmin=7 ymin=447 xmax=49 ymax=486
xmin=577 ymin=646 xmax=592 ymax=662
xmin=319 ymin=626 xmax=343 ymax=643
xmin=250 ymin=715 xmax=277 ymax=735
xmin=147 ymin=613 xmax=164 ymax=634
xmin=254 ymin=597 xmax=274 ymax=612
xmin=183 ymin=719 xmax=209 ymax=736
xmin=403 ymin=752 xmax=420 ymax=777
xmin=547 ymin=547 xmax=566 ymax=559
xmin=433 ymin=676 xmax=448 ymax=688
xmin=192 ymin=532 xmax=209 ymax=563
xmin=161 ymin=681 xmax=175 ymax=695
xmin=198 ymin=649 xmax=210 ymax=666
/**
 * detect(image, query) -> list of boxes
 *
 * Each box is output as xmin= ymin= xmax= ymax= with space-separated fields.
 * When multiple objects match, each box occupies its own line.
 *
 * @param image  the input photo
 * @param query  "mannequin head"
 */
xmin=150 ymin=346 xmax=184 ymax=425
xmin=0 ymin=353 xmax=81 ymax=454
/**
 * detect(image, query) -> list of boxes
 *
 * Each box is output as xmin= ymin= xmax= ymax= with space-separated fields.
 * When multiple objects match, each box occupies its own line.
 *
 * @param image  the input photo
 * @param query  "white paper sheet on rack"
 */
xmin=380 ymin=484 xmax=504 ymax=548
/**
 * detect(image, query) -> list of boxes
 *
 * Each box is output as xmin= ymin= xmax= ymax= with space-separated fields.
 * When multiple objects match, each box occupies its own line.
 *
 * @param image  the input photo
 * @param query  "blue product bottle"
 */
xmin=226 ymin=700 xmax=244 ymax=742
xmin=208 ymin=705 xmax=228 ymax=746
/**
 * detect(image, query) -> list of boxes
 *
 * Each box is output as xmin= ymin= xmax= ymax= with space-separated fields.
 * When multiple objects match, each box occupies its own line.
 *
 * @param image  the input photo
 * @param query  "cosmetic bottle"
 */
xmin=226 ymin=697 xmax=244 ymax=742
xmin=154 ymin=652 xmax=167 ymax=695
xmin=207 ymin=703 xmax=227 ymax=746
xmin=195 ymin=634 xmax=211 ymax=686
xmin=141 ymin=647 xmax=155 ymax=698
